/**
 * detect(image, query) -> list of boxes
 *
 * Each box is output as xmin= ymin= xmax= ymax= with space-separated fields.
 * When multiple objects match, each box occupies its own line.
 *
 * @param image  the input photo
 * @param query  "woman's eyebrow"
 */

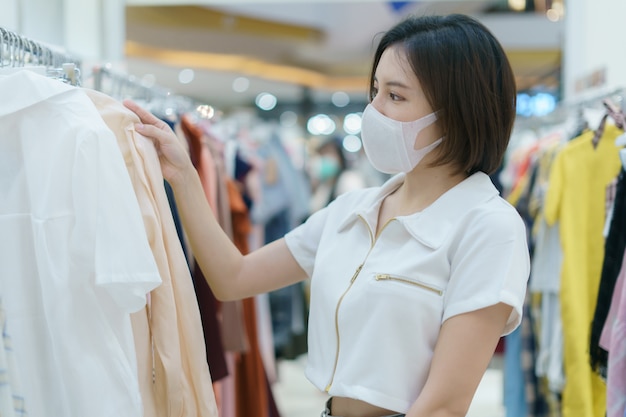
xmin=384 ymin=80 xmax=410 ymax=89
xmin=373 ymin=77 xmax=410 ymax=89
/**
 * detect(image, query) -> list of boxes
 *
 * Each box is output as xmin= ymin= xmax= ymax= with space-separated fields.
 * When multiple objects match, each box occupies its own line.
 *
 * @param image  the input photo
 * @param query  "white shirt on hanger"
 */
xmin=0 ymin=70 xmax=161 ymax=417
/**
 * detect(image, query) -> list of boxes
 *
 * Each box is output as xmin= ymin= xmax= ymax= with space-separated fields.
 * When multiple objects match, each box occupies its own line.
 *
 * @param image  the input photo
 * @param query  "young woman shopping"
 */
xmin=124 ymin=13 xmax=529 ymax=417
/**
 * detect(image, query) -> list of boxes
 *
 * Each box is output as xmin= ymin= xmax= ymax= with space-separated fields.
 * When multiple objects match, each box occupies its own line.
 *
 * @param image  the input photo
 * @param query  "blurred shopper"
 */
xmin=308 ymin=136 xmax=366 ymax=213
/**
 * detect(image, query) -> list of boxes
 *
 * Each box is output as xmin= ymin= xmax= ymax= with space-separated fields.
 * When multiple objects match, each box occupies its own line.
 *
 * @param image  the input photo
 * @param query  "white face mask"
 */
xmin=360 ymin=104 xmax=443 ymax=174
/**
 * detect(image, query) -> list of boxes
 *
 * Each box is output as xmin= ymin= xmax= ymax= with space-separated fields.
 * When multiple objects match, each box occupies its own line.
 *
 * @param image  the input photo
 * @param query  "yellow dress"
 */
xmin=544 ymin=124 xmax=623 ymax=417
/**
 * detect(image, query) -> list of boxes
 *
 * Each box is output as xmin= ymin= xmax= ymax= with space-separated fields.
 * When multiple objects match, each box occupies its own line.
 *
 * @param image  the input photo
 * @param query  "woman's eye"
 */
xmin=389 ymin=93 xmax=402 ymax=101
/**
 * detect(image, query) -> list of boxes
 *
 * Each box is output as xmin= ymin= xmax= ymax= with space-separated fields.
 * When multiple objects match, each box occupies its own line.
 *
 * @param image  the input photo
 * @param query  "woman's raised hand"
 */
xmin=123 ymin=99 xmax=193 ymax=187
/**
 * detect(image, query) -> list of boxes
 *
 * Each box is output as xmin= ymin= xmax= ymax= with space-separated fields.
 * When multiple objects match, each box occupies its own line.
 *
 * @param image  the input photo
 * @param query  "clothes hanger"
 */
xmin=591 ymin=98 xmax=625 ymax=148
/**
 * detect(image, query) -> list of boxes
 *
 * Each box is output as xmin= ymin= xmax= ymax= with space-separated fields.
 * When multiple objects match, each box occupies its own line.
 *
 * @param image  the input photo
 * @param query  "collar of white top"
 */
xmin=336 ymin=171 xmax=500 ymax=249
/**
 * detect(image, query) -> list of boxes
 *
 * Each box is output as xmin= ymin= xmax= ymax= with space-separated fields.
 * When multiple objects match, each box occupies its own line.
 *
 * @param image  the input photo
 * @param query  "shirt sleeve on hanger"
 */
xmin=72 ymin=125 xmax=161 ymax=313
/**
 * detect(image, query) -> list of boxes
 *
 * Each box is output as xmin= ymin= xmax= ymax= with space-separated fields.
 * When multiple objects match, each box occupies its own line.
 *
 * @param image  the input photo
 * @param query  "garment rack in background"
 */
xmin=514 ymin=87 xmax=626 ymax=135
xmin=91 ymin=66 xmax=200 ymax=118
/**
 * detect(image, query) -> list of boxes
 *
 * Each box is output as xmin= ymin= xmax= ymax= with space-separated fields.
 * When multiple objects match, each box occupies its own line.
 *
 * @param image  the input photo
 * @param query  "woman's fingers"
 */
xmin=123 ymin=99 xmax=170 ymax=131
xmin=135 ymin=123 xmax=176 ymax=147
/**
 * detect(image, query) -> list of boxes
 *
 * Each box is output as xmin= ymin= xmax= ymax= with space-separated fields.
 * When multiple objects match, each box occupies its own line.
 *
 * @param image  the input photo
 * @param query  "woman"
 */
xmin=125 ymin=13 xmax=529 ymax=417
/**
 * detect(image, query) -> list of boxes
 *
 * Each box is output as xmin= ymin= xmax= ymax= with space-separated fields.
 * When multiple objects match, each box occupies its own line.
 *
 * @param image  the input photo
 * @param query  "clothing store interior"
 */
xmin=2 ymin=0 xmax=626 ymax=416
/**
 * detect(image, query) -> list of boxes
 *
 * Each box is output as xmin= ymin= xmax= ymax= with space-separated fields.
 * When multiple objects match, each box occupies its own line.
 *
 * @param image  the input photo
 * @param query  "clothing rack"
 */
xmin=91 ymin=65 xmax=199 ymax=117
xmin=0 ymin=27 xmax=81 ymax=85
xmin=514 ymin=87 xmax=626 ymax=135
xmin=92 ymin=66 xmax=170 ymax=102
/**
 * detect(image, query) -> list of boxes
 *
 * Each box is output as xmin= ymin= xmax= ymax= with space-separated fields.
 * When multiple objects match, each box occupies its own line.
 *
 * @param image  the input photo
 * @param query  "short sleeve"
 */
xmin=73 ymin=126 xmax=161 ymax=313
xmin=284 ymin=205 xmax=332 ymax=277
xmin=443 ymin=207 xmax=530 ymax=335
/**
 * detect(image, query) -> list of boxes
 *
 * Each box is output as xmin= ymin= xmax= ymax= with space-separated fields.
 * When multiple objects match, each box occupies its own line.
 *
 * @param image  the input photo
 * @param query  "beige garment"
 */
xmin=84 ymin=89 xmax=218 ymax=417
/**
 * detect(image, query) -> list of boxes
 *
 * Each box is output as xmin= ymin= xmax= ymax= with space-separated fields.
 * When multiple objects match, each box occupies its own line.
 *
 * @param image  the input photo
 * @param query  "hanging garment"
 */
xmin=590 ymin=170 xmax=626 ymax=377
xmin=226 ymin=178 xmax=280 ymax=417
xmin=527 ymin=140 xmax=566 ymax=405
xmin=191 ymin=263 xmax=230 ymax=381
xmin=505 ymin=158 xmax=551 ymax=417
xmin=0 ymin=70 xmax=161 ymax=417
xmin=180 ymin=115 xmax=243 ymax=372
xmin=84 ymin=89 xmax=218 ymax=417
xmin=0 ymin=298 xmax=26 ymax=417
xmin=600 ymin=247 xmax=626 ymax=417
xmin=543 ymin=125 xmax=623 ymax=417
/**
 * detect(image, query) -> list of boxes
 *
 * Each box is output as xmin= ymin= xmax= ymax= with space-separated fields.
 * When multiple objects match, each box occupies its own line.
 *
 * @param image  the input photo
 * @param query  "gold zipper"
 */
xmin=325 ymin=215 xmax=394 ymax=392
xmin=325 ymin=262 xmax=363 ymax=391
xmin=375 ymin=274 xmax=443 ymax=296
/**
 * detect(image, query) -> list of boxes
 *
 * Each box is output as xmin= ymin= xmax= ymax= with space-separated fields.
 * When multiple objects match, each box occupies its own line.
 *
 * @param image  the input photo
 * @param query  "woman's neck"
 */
xmin=395 ymin=164 xmax=467 ymax=213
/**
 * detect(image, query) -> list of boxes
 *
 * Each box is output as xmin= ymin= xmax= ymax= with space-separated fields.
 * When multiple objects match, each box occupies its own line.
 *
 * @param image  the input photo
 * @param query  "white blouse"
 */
xmin=285 ymin=171 xmax=530 ymax=413
xmin=0 ymin=71 xmax=161 ymax=417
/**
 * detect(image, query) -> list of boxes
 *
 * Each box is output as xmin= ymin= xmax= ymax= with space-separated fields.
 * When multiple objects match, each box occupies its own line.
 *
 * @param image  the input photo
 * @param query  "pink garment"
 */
xmin=600 ymin=248 xmax=626 ymax=417
xmin=181 ymin=116 xmax=219 ymax=216
xmin=84 ymin=89 xmax=218 ymax=417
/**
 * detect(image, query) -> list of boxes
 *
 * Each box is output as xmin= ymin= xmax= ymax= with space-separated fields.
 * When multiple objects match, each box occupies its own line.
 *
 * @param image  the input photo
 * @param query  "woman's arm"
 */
xmin=406 ymin=302 xmax=513 ymax=417
xmin=124 ymin=100 xmax=308 ymax=301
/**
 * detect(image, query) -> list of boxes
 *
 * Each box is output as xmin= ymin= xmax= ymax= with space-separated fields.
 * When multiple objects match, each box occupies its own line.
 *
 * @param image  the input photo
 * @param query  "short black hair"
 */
xmin=369 ymin=14 xmax=517 ymax=175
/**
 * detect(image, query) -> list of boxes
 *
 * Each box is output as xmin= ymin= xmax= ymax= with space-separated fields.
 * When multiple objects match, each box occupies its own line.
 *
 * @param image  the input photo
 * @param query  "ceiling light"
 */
xmin=196 ymin=105 xmax=215 ymax=119
xmin=342 ymin=135 xmax=362 ymax=153
xmin=178 ymin=68 xmax=194 ymax=84
xmin=331 ymin=91 xmax=350 ymax=107
xmin=232 ymin=77 xmax=250 ymax=93
xmin=546 ymin=8 xmax=560 ymax=22
xmin=280 ymin=111 xmax=298 ymax=127
xmin=508 ymin=0 xmax=525 ymax=11
xmin=307 ymin=114 xmax=336 ymax=136
xmin=343 ymin=112 xmax=362 ymax=135
xmin=255 ymin=93 xmax=277 ymax=111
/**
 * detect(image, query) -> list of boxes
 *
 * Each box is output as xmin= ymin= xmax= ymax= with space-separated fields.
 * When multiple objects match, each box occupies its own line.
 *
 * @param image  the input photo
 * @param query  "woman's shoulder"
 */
xmin=447 ymin=172 xmax=526 ymax=235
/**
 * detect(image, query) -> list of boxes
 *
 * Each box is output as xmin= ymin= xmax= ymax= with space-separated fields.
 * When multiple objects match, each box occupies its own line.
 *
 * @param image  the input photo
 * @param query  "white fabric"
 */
xmin=0 ymin=71 xmax=161 ymax=417
xmin=529 ymin=219 xmax=562 ymax=293
xmin=284 ymin=171 xmax=530 ymax=413
xmin=0 ymin=298 xmax=26 ymax=417
xmin=528 ymin=219 xmax=565 ymax=392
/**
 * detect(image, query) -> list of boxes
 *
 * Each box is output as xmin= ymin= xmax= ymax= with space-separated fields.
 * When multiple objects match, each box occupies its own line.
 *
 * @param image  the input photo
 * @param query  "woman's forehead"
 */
xmin=376 ymin=47 xmax=417 ymax=84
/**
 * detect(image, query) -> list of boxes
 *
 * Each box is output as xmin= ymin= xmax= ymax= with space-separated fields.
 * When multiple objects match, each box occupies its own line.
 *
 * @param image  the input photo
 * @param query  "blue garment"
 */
xmin=265 ymin=209 xmax=307 ymax=359
xmin=504 ymin=326 xmax=527 ymax=417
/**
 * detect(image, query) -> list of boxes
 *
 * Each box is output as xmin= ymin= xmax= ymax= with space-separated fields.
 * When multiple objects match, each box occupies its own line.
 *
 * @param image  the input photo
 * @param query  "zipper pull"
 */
xmin=350 ymin=264 xmax=363 ymax=283
xmin=375 ymin=274 xmax=389 ymax=281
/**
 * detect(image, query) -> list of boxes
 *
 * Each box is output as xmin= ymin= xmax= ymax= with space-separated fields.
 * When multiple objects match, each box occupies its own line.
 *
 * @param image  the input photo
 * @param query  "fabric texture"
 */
xmin=284 ymin=171 xmax=530 ymax=413
xmin=0 ymin=298 xmax=26 ymax=417
xmin=85 ymin=88 xmax=218 ymax=417
xmin=543 ymin=125 xmax=623 ymax=417
xmin=590 ymin=170 xmax=626 ymax=376
xmin=0 ymin=71 xmax=161 ymax=417
xmin=600 ymin=248 xmax=626 ymax=417
xmin=227 ymin=178 xmax=277 ymax=417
